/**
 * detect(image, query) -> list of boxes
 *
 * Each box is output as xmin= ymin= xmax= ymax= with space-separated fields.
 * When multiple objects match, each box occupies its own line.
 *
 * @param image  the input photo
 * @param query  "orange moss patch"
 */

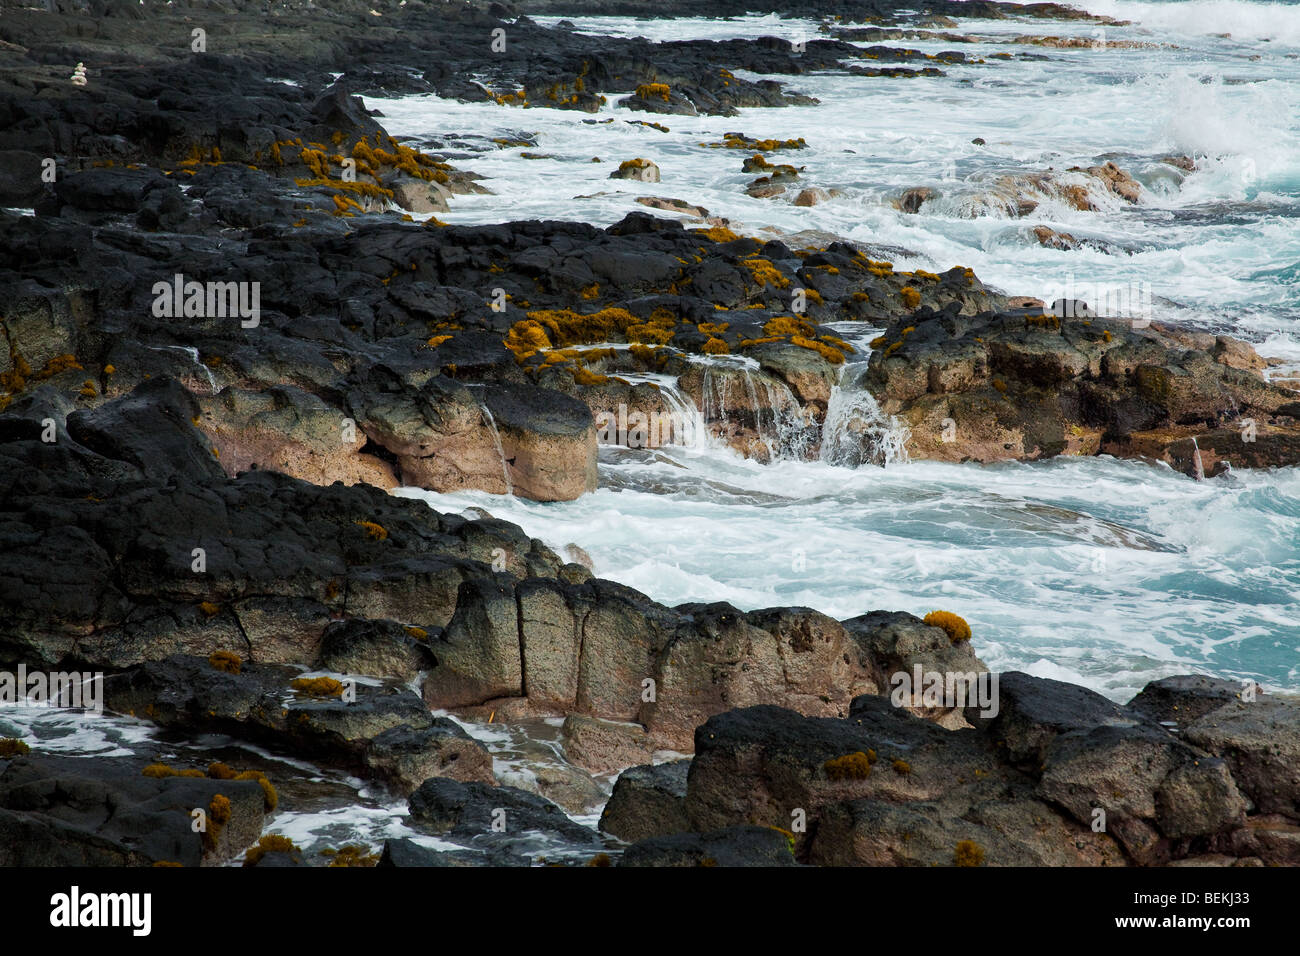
xmin=206 ymin=794 xmax=231 ymax=827
xmin=208 ymin=650 xmax=242 ymax=674
xmin=572 ymin=366 xmax=610 ymax=385
xmin=323 ymin=844 xmax=380 ymax=867
xmin=690 ymin=225 xmax=741 ymax=243
xmin=742 ymin=258 xmax=790 ymax=289
xmin=764 ymin=315 xmax=815 ymax=338
xmin=791 ymin=335 xmax=845 ymax=365
xmin=141 ymin=763 xmax=206 ymax=779
xmin=824 ymin=750 xmax=876 ymax=780
xmin=635 ymin=82 xmax=671 ymax=101
xmin=954 ymin=840 xmax=985 ymax=867
xmin=505 ymin=320 xmax=553 ymax=361
xmin=527 ymin=307 xmax=638 ymax=346
xmin=244 ymin=834 xmax=299 ymax=866
xmin=290 ymin=676 xmax=345 ymax=698
xmin=923 ymin=610 xmax=971 ymax=643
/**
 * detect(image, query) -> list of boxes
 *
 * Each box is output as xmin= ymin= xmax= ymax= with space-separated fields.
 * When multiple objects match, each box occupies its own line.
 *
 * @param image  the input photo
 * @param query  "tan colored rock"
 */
xmin=794 ymin=187 xmax=830 ymax=207
xmin=1032 ymin=225 xmax=1080 ymax=250
xmin=636 ymin=196 xmax=708 ymax=218
xmin=562 ymin=714 xmax=654 ymax=775
xmin=609 ymin=158 xmax=660 ymax=182
xmin=1082 ymin=160 xmax=1142 ymax=203
xmin=894 ymin=186 xmax=933 ymax=213
xmin=388 ymin=176 xmax=451 ymax=214
xmin=640 ymin=606 xmax=880 ymax=753
xmin=1212 ymin=335 xmax=1267 ymax=371
xmin=199 ymin=385 xmax=397 ymax=489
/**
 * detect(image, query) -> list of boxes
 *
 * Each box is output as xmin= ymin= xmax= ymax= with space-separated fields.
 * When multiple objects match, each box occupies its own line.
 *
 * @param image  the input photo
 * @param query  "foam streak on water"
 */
xmin=383 ymin=6 xmax=1300 ymax=703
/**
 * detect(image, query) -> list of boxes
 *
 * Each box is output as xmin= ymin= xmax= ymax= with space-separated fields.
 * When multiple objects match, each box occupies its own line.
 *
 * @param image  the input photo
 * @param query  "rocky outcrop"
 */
xmin=423 ymin=597 xmax=909 ymax=756
xmin=102 ymin=655 xmax=495 ymax=794
xmin=600 ymin=672 xmax=1298 ymax=866
xmin=600 ymin=760 xmax=692 ymax=842
xmin=0 ymin=754 xmax=266 ymax=866
xmin=0 ymin=370 xmax=978 ymax=787
xmin=865 ymin=306 xmax=1300 ymax=472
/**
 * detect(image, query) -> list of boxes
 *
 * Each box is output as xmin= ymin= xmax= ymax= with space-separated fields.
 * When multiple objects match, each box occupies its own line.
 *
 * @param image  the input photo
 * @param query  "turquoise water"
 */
xmin=378 ymin=2 xmax=1300 ymax=702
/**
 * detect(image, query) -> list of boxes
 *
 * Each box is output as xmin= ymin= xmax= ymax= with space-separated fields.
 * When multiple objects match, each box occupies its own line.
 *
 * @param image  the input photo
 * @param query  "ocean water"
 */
xmin=374 ymin=3 xmax=1300 ymax=702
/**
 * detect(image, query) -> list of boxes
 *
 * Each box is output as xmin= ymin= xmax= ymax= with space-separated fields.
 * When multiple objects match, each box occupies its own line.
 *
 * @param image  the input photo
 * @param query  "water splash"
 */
xmin=613 ymin=371 xmax=708 ymax=450
xmin=479 ymin=404 xmax=513 ymax=495
xmin=820 ymin=368 xmax=911 ymax=467
xmin=700 ymin=361 xmax=813 ymax=461
xmin=149 ymin=345 xmax=216 ymax=393
xmin=1191 ymin=435 xmax=1206 ymax=481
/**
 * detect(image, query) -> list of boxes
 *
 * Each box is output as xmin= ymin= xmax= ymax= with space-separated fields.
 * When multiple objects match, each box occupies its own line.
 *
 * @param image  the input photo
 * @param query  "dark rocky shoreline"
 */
xmin=1 ymin=0 xmax=1297 ymax=867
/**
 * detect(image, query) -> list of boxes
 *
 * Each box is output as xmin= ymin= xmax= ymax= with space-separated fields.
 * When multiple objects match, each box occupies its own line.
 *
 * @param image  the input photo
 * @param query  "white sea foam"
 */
xmin=382 ymin=11 xmax=1299 ymax=702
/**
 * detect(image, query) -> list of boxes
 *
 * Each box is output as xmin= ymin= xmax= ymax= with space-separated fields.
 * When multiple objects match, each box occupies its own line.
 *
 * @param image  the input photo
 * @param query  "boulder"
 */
xmin=0 ymin=754 xmax=265 ymax=866
xmin=600 ymin=760 xmax=691 ymax=843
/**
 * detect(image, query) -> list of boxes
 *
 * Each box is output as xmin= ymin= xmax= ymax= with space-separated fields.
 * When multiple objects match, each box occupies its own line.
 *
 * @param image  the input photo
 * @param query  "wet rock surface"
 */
xmin=594 ymin=674 xmax=1299 ymax=866
xmin=0 ymin=0 xmax=1292 ymax=869
xmin=866 ymin=306 xmax=1300 ymax=471
xmin=0 ymin=754 xmax=266 ymax=866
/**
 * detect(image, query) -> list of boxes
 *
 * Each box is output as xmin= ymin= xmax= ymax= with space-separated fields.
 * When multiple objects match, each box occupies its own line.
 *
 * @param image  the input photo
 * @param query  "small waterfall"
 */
xmin=149 ymin=345 xmax=217 ymax=393
xmin=820 ymin=367 xmax=910 ymax=467
xmin=749 ymin=370 xmax=816 ymax=461
xmin=480 ymin=404 xmax=513 ymax=495
xmin=653 ymin=376 xmax=707 ymax=450
xmin=601 ymin=370 xmax=707 ymax=450
xmin=701 ymin=360 xmax=813 ymax=461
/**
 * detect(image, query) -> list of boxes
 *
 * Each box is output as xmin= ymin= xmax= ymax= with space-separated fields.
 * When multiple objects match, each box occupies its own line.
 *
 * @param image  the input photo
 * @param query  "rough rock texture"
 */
xmin=600 ymin=760 xmax=692 ymax=842
xmin=600 ymin=672 xmax=1298 ymax=866
xmin=102 ymin=654 xmax=494 ymax=794
xmin=619 ymin=825 xmax=797 ymax=866
xmin=0 ymin=754 xmax=265 ymax=866
xmin=866 ymin=307 xmax=1300 ymax=471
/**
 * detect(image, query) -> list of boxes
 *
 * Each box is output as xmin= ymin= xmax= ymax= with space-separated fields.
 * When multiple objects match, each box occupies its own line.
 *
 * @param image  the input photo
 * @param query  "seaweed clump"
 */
xmin=954 ymin=840 xmax=986 ymax=867
xmin=244 ymin=834 xmax=300 ymax=866
xmin=824 ymin=750 xmax=877 ymax=780
xmin=208 ymin=650 xmax=242 ymax=674
xmin=290 ymin=676 xmax=345 ymax=699
xmin=923 ymin=610 xmax=971 ymax=643
xmin=323 ymin=844 xmax=380 ymax=867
